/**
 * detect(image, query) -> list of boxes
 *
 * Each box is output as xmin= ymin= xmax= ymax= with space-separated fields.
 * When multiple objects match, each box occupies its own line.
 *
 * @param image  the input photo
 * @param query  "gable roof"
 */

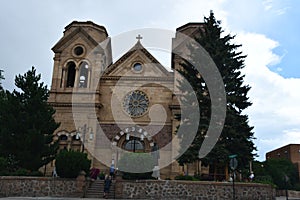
xmin=52 ymin=26 xmax=100 ymax=53
xmin=104 ymin=41 xmax=171 ymax=76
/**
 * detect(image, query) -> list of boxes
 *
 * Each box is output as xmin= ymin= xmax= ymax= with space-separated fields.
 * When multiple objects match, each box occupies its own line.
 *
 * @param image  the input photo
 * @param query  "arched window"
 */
xmin=66 ymin=62 xmax=76 ymax=87
xmin=124 ymin=138 xmax=144 ymax=152
xmin=78 ymin=61 xmax=89 ymax=88
xmin=58 ymin=134 xmax=68 ymax=150
xmin=59 ymin=135 xmax=68 ymax=141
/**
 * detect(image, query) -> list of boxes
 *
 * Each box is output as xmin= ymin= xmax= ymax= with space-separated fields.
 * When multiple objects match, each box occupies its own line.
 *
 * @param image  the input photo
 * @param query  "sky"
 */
xmin=0 ymin=0 xmax=300 ymax=161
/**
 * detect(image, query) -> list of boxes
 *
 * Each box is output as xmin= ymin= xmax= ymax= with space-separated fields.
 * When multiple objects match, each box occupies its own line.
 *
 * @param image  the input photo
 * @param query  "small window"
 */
xmin=74 ymin=46 xmax=84 ymax=56
xmin=133 ymin=63 xmax=142 ymax=72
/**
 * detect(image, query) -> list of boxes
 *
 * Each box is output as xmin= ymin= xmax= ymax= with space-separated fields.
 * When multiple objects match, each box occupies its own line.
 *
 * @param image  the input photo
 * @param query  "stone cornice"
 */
xmin=49 ymin=90 xmax=101 ymax=95
xmin=100 ymin=76 xmax=174 ymax=82
xmin=48 ymin=102 xmax=102 ymax=108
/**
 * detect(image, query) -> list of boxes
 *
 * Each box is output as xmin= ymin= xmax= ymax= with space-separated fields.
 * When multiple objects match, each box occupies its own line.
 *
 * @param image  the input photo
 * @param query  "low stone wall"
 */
xmin=277 ymin=189 xmax=300 ymax=198
xmin=116 ymin=180 xmax=276 ymax=200
xmin=0 ymin=176 xmax=86 ymax=197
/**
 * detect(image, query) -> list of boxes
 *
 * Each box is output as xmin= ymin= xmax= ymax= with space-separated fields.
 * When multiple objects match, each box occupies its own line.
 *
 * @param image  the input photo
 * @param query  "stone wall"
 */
xmin=115 ymin=180 xmax=276 ymax=200
xmin=0 ymin=176 xmax=87 ymax=197
xmin=0 ymin=176 xmax=276 ymax=199
xmin=277 ymin=189 xmax=300 ymax=198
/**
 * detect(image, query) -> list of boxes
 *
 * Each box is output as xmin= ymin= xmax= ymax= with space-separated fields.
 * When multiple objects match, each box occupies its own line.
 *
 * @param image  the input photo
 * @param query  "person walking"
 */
xmin=103 ymin=175 xmax=112 ymax=199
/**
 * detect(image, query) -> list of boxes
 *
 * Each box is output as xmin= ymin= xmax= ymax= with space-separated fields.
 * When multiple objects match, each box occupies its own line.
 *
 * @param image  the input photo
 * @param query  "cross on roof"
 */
xmin=136 ymin=34 xmax=143 ymax=42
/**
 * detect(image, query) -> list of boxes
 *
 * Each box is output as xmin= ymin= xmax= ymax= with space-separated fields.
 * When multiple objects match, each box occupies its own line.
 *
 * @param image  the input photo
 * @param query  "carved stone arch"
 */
xmin=64 ymin=60 xmax=77 ymax=87
xmin=112 ymin=126 xmax=154 ymax=152
xmin=56 ymin=130 xmax=71 ymax=150
xmin=78 ymin=59 xmax=91 ymax=88
xmin=56 ymin=130 xmax=70 ymax=138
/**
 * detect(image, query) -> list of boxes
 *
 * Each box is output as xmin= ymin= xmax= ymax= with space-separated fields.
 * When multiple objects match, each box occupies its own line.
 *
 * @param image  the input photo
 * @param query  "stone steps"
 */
xmin=85 ymin=179 xmax=115 ymax=199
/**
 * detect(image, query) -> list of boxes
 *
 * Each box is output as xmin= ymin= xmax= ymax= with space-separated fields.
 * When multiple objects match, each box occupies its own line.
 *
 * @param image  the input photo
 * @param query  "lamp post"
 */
xmin=229 ymin=154 xmax=238 ymax=200
xmin=76 ymin=124 xmax=94 ymax=153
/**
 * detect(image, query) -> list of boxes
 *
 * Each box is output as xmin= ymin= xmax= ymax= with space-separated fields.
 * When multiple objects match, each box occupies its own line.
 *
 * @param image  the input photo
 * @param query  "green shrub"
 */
xmin=55 ymin=150 xmax=91 ymax=178
xmin=122 ymin=172 xmax=154 ymax=180
xmin=0 ymin=157 xmax=7 ymax=172
xmin=175 ymin=175 xmax=200 ymax=181
xmin=118 ymin=153 xmax=155 ymax=173
xmin=98 ymin=172 xmax=105 ymax=180
xmin=118 ymin=153 xmax=155 ymax=180
xmin=254 ymin=175 xmax=276 ymax=187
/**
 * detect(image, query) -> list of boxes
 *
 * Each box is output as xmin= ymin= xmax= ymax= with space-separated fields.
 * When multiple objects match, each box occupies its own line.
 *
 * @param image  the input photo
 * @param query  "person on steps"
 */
xmin=103 ymin=175 xmax=112 ymax=199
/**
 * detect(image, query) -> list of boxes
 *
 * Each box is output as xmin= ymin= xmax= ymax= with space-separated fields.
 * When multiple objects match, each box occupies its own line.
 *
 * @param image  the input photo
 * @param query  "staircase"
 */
xmin=84 ymin=179 xmax=115 ymax=199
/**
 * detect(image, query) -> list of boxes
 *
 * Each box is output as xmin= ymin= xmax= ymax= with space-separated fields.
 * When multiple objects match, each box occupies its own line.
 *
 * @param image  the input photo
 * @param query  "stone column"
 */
xmin=74 ymin=66 xmax=80 ymax=88
xmin=76 ymin=170 xmax=87 ymax=196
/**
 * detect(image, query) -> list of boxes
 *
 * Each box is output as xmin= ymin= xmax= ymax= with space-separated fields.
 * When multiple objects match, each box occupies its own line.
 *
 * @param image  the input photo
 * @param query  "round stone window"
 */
xmin=73 ymin=46 xmax=84 ymax=56
xmin=133 ymin=63 xmax=142 ymax=72
xmin=123 ymin=90 xmax=149 ymax=117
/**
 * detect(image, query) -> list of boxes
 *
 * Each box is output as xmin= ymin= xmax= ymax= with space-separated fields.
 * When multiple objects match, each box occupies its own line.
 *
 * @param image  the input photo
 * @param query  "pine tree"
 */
xmin=0 ymin=67 xmax=59 ymax=171
xmin=0 ymin=69 xmax=4 ymax=91
xmin=176 ymin=11 xmax=256 ymax=177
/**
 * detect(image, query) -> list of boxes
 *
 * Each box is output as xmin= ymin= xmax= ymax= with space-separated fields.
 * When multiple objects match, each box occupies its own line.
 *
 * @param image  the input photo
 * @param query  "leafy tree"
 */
xmin=0 ymin=67 xmax=59 ymax=171
xmin=265 ymin=159 xmax=298 ymax=189
xmin=252 ymin=159 xmax=299 ymax=189
xmin=55 ymin=150 xmax=91 ymax=178
xmin=176 ymin=11 xmax=256 ymax=177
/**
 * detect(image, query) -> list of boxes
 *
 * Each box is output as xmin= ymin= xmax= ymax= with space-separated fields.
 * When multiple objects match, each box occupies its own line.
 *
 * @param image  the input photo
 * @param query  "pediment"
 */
xmin=52 ymin=27 xmax=102 ymax=53
xmin=104 ymin=42 xmax=172 ymax=78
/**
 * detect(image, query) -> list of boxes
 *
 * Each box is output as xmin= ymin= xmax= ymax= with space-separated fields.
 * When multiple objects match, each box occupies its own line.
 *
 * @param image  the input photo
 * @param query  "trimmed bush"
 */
xmin=0 ymin=157 xmax=7 ymax=172
xmin=118 ymin=153 xmax=155 ymax=180
xmin=175 ymin=175 xmax=200 ymax=181
xmin=55 ymin=150 xmax=91 ymax=178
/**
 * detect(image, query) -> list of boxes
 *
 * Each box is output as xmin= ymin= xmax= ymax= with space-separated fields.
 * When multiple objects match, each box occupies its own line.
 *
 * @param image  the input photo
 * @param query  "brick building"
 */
xmin=266 ymin=144 xmax=300 ymax=177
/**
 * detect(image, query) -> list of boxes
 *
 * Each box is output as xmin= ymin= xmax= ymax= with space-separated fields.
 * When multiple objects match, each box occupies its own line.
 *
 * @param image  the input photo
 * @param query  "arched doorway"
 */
xmin=111 ymin=126 xmax=155 ymax=167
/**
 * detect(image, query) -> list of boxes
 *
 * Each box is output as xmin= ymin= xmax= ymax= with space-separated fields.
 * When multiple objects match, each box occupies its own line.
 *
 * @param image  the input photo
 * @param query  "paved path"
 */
xmin=0 ymin=198 xmax=107 ymax=200
xmin=276 ymin=197 xmax=300 ymax=200
xmin=1 ymin=197 xmax=300 ymax=200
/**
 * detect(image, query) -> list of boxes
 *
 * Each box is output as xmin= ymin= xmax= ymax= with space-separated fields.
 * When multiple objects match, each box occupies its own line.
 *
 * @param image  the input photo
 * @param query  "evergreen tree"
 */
xmin=176 ymin=11 xmax=256 ymax=177
xmin=0 ymin=67 xmax=59 ymax=171
xmin=0 ymin=69 xmax=4 ymax=91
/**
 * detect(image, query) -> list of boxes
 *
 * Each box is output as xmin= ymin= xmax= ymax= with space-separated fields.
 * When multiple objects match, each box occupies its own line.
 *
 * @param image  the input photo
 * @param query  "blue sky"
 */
xmin=224 ymin=0 xmax=300 ymax=78
xmin=0 ymin=0 xmax=300 ymax=161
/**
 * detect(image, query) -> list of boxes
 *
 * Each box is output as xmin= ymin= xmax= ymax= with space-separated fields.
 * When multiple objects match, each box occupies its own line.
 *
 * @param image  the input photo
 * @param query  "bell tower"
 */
xmin=48 ymin=21 xmax=112 ymax=154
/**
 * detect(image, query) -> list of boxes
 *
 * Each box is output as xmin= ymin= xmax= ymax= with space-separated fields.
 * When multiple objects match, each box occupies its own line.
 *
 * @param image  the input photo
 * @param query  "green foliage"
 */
xmin=55 ymin=150 xmax=91 ymax=178
xmin=174 ymin=175 xmax=200 ymax=181
xmin=118 ymin=153 xmax=155 ymax=173
xmin=0 ymin=157 xmax=7 ymax=172
xmin=265 ymin=159 xmax=298 ymax=189
xmin=253 ymin=159 xmax=299 ymax=189
xmin=176 ymin=11 xmax=256 ymax=172
xmin=0 ymin=157 xmax=43 ymax=176
xmin=122 ymin=172 xmax=154 ymax=180
xmin=118 ymin=153 xmax=155 ymax=180
xmin=98 ymin=172 xmax=105 ymax=180
xmin=0 ymin=67 xmax=59 ymax=171
xmin=0 ymin=69 xmax=4 ymax=90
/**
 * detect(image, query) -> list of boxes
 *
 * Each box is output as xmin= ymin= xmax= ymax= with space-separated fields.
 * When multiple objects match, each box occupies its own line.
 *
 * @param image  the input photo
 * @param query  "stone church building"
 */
xmin=48 ymin=21 xmax=208 ymax=179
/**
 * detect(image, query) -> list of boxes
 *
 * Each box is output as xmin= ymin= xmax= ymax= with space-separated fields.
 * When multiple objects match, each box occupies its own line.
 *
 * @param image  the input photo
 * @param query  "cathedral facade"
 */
xmin=48 ymin=21 xmax=207 ymax=178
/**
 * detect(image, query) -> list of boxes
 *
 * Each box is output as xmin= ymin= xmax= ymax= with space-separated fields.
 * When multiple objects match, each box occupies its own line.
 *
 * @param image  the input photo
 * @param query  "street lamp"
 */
xmin=76 ymin=124 xmax=94 ymax=152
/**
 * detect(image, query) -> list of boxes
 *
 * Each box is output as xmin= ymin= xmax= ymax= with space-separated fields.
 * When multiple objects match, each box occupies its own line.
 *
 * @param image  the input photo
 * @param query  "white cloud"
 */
xmin=235 ymin=32 xmax=300 ymax=160
xmin=263 ymin=0 xmax=273 ymax=11
xmin=1 ymin=0 xmax=298 ymax=162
